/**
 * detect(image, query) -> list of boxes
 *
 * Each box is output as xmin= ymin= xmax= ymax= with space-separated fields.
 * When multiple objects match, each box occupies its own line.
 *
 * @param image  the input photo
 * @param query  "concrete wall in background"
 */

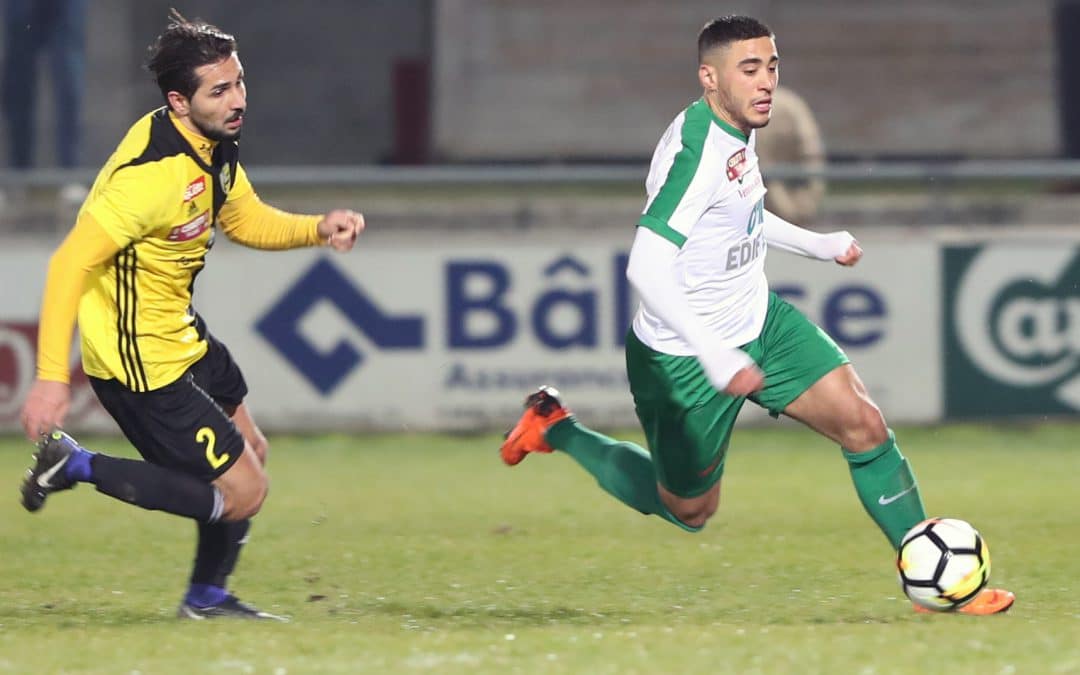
xmin=0 ymin=0 xmax=429 ymax=168
xmin=434 ymin=0 xmax=1060 ymax=161
xmin=0 ymin=0 xmax=1062 ymax=168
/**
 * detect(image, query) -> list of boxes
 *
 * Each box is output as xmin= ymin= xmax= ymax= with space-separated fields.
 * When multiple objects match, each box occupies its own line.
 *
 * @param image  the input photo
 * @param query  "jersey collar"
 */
xmin=699 ymin=98 xmax=749 ymax=145
xmin=167 ymin=110 xmax=217 ymax=165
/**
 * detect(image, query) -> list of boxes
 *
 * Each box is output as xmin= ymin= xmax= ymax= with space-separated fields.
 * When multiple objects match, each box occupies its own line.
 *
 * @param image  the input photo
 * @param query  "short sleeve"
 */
xmin=638 ymin=108 xmax=714 ymax=248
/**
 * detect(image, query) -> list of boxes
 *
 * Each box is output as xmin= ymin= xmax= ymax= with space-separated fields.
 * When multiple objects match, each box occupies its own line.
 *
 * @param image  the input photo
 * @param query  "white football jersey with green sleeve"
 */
xmin=632 ymin=98 xmax=771 ymax=356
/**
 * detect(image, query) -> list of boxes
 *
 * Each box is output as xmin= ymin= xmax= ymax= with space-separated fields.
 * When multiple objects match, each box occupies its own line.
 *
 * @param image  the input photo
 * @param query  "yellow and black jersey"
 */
xmin=36 ymin=108 xmax=324 ymax=391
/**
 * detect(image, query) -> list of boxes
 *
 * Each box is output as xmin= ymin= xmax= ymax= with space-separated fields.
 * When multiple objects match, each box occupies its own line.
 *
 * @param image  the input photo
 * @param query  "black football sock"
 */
xmin=191 ymin=519 xmax=251 ymax=588
xmin=187 ymin=519 xmax=251 ymax=606
xmin=89 ymin=454 xmax=223 ymax=522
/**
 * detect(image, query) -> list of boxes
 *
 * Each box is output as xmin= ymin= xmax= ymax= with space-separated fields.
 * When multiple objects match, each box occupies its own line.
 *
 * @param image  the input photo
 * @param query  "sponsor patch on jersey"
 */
xmin=726 ymin=149 xmax=748 ymax=181
xmin=167 ymin=211 xmax=210 ymax=241
xmin=183 ymin=175 xmax=206 ymax=202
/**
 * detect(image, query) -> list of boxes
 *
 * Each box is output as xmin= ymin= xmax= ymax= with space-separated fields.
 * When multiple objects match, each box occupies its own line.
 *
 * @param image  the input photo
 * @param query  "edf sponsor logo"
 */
xmin=944 ymin=245 xmax=1080 ymax=417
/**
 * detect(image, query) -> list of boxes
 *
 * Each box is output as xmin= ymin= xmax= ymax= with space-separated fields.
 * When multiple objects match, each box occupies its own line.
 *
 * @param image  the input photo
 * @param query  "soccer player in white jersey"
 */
xmin=500 ymin=15 xmax=1013 ymax=615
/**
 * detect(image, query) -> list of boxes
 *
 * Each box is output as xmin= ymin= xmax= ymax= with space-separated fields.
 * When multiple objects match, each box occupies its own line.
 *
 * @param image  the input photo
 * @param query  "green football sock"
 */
xmin=545 ymin=417 xmax=700 ymax=532
xmin=843 ymin=429 xmax=926 ymax=550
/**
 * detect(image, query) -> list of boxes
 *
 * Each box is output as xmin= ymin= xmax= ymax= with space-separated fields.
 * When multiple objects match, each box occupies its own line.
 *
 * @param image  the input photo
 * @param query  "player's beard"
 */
xmin=192 ymin=113 xmax=243 ymax=142
xmin=736 ymin=111 xmax=770 ymax=132
xmin=742 ymin=101 xmax=772 ymax=130
xmin=712 ymin=90 xmax=767 ymax=134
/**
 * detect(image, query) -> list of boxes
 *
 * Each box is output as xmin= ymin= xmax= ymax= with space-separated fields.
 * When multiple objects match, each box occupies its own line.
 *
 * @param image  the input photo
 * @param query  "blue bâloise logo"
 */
xmin=255 ymin=258 xmax=423 ymax=395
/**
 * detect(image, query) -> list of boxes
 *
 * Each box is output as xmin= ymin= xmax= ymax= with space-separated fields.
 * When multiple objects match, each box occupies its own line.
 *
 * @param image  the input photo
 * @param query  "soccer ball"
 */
xmin=897 ymin=517 xmax=991 ymax=611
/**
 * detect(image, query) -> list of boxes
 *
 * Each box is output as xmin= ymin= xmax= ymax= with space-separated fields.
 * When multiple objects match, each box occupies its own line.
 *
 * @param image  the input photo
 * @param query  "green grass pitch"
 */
xmin=1 ymin=421 xmax=1078 ymax=674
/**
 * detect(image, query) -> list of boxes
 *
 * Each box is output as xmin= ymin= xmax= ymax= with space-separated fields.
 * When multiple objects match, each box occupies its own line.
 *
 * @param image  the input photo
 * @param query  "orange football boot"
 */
xmin=913 ymin=588 xmax=1015 ymax=615
xmin=500 ymin=386 xmax=571 ymax=466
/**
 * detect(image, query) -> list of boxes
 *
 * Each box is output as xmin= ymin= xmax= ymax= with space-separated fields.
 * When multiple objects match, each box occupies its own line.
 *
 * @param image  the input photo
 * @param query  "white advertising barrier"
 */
xmin=0 ymin=233 xmax=939 ymax=433
xmin=764 ymin=240 xmax=941 ymax=423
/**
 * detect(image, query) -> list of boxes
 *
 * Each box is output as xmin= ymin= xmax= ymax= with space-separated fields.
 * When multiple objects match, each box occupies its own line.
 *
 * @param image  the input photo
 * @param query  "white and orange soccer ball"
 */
xmin=897 ymin=517 xmax=991 ymax=612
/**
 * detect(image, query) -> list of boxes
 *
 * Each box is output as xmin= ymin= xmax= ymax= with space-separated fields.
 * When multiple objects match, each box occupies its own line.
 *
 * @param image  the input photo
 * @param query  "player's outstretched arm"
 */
xmin=762 ymin=209 xmax=859 ymax=265
xmin=218 ymin=190 xmax=364 ymax=253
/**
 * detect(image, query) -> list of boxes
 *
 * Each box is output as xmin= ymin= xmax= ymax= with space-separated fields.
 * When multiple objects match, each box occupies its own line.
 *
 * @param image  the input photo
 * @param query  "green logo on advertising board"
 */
xmin=943 ymin=245 xmax=1080 ymax=418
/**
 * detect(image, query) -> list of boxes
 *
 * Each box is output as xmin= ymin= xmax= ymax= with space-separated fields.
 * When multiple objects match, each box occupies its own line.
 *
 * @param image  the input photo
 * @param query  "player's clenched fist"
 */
xmin=834 ymin=239 xmax=863 ymax=267
xmin=318 ymin=209 xmax=364 ymax=252
xmin=724 ymin=365 xmax=764 ymax=397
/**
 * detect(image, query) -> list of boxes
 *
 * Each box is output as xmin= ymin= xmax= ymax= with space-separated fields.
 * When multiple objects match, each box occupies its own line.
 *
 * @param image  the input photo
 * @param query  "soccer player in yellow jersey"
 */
xmin=17 ymin=11 xmax=363 ymax=620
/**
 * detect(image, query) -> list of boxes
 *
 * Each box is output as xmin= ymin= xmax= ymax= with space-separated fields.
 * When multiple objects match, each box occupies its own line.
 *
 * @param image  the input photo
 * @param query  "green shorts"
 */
xmin=625 ymin=291 xmax=849 ymax=498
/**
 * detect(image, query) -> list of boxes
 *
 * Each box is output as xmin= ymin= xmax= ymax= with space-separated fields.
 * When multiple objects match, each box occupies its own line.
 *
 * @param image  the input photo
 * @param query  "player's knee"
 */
xmin=840 ymin=400 xmax=889 ymax=452
xmin=675 ymin=509 xmax=711 ymax=530
xmin=221 ymin=470 xmax=269 ymax=521
xmin=668 ymin=501 xmax=717 ymax=529
xmin=660 ymin=482 xmax=720 ymax=530
xmin=225 ymin=490 xmax=265 ymax=521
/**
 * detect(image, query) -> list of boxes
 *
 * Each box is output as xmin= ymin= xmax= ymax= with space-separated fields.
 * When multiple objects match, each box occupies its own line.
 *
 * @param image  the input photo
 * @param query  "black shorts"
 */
xmin=90 ymin=334 xmax=249 ymax=482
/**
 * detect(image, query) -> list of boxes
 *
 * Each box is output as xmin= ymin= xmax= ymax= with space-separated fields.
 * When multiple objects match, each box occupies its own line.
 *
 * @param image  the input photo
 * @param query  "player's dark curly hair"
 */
xmin=146 ymin=9 xmax=236 ymax=105
xmin=698 ymin=15 xmax=773 ymax=62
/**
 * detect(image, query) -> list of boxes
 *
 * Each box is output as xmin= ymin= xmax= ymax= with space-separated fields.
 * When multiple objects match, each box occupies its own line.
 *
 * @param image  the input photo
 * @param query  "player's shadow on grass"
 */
xmin=2 ymin=604 xmax=906 ymax=626
xmin=344 ymin=601 xmax=631 ymax=627
xmin=337 ymin=601 xmax=905 ymax=627
xmin=0 ymin=606 xmax=189 ymax=626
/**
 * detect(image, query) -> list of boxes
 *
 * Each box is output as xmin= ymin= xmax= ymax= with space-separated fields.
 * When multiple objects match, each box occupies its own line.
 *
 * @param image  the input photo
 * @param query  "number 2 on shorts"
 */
xmin=197 ymin=426 xmax=231 ymax=469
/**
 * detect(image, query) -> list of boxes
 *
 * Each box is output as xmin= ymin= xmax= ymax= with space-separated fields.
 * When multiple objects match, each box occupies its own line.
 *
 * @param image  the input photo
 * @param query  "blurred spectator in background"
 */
xmin=753 ymin=88 xmax=826 ymax=225
xmin=1 ymin=0 xmax=87 ymax=169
